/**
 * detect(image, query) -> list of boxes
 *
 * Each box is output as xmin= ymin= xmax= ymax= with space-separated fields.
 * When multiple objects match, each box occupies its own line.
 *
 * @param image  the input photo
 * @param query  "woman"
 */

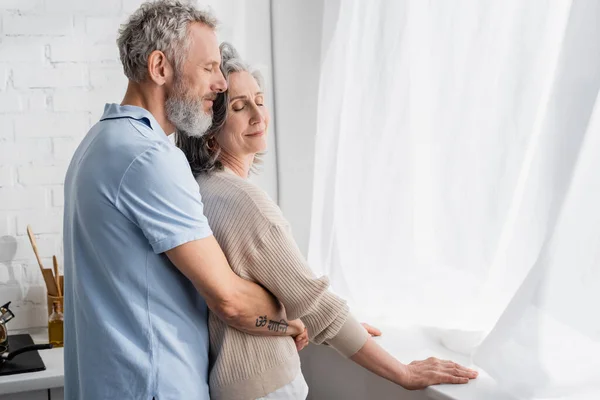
xmin=176 ymin=43 xmax=478 ymax=400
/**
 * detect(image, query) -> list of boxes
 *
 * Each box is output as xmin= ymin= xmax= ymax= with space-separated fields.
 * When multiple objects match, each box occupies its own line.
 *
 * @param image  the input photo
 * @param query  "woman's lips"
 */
xmin=246 ymin=130 xmax=265 ymax=137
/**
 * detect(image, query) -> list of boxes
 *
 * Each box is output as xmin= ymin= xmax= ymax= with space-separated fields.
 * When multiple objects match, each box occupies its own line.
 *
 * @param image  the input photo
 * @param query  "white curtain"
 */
xmin=309 ymin=0 xmax=600 ymax=398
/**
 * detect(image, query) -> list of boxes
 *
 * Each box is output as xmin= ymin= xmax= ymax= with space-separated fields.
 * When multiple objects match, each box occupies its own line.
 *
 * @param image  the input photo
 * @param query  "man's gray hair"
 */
xmin=118 ymin=0 xmax=217 ymax=83
xmin=176 ymin=42 xmax=266 ymax=176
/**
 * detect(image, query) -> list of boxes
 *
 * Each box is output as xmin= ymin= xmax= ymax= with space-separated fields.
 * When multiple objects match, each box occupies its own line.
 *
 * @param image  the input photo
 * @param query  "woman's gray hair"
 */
xmin=176 ymin=42 xmax=266 ymax=176
xmin=118 ymin=0 xmax=217 ymax=83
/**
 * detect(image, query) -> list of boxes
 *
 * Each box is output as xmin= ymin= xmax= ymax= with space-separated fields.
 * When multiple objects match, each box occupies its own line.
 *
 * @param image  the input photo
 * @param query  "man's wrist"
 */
xmin=288 ymin=319 xmax=305 ymax=336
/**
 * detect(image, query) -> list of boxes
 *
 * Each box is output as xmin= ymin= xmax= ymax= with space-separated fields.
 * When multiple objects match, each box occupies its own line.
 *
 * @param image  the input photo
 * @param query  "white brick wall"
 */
xmin=0 ymin=0 xmax=266 ymax=330
xmin=1 ymin=0 xmax=139 ymax=330
xmin=2 ymin=14 xmax=73 ymax=36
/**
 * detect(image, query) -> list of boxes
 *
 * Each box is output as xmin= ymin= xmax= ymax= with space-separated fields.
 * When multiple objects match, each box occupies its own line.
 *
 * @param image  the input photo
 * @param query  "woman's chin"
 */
xmin=249 ymin=140 xmax=268 ymax=154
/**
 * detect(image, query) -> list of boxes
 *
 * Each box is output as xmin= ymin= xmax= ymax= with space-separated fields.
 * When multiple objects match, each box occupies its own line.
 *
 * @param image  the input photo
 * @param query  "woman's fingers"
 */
xmin=404 ymin=357 xmax=478 ymax=389
xmin=436 ymin=359 xmax=478 ymax=377
xmin=443 ymin=366 xmax=478 ymax=379
xmin=361 ymin=322 xmax=382 ymax=336
xmin=438 ymin=373 xmax=469 ymax=385
xmin=445 ymin=361 xmax=478 ymax=377
xmin=294 ymin=328 xmax=309 ymax=351
xmin=299 ymin=340 xmax=309 ymax=351
xmin=295 ymin=336 xmax=307 ymax=351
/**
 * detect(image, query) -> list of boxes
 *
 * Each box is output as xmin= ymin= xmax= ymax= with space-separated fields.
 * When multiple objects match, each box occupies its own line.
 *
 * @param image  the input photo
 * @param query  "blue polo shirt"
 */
xmin=63 ymin=104 xmax=212 ymax=399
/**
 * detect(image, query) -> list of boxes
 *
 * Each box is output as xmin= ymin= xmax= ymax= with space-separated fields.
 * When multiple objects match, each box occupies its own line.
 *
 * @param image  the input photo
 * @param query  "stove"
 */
xmin=0 ymin=334 xmax=46 ymax=376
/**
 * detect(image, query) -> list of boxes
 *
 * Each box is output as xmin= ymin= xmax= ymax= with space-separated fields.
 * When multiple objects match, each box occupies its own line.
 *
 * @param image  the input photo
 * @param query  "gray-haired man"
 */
xmin=63 ymin=1 xmax=302 ymax=398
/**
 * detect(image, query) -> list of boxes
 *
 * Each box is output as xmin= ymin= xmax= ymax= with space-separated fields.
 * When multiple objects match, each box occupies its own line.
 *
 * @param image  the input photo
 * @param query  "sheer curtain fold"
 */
xmin=309 ymin=0 xmax=600 ymax=397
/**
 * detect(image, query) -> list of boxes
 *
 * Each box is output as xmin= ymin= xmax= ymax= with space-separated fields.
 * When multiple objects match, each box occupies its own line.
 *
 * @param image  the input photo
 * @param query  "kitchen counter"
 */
xmin=1 ymin=326 xmax=568 ymax=400
xmin=1 ymin=326 xmax=515 ymax=400
xmin=2 ymin=326 xmax=509 ymax=400
xmin=0 ymin=329 xmax=64 ymax=396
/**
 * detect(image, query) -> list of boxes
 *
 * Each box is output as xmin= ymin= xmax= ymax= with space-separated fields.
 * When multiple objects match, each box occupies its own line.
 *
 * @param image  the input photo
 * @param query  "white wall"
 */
xmin=270 ymin=0 xmax=325 ymax=255
xmin=0 ymin=0 xmax=326 ymax=329
xmin=0 ymin=0 xmax=275 ymax=330
xmin=300 ymin=343 xmax=429 ymax=400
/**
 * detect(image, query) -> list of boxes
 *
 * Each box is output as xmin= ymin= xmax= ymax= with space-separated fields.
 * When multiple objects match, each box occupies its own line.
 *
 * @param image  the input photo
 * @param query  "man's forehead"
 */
xmin=187 ymin=23 xmax=220 ymax=62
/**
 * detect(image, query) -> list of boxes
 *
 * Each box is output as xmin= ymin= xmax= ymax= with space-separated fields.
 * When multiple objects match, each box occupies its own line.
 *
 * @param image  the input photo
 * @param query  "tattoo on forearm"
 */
xmin=255 ymin=315 xmax=289 ymax=333
xmin=268 ymin=319 xmax=289 ymax=333
xmin=256 ymin=315 xmax=268 ymax=327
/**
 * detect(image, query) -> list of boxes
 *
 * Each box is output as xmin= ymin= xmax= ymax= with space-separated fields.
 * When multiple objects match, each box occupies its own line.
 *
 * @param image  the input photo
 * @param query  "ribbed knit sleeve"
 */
xmin=197 ymin=170 xmax=369 ymax=362
xmin=248 ymin=223 xmax=369 ymax=357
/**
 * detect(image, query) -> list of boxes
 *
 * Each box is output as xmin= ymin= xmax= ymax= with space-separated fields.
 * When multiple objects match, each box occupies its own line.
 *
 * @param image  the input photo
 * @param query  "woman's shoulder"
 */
xmin=196 ymin=170 xmax=287 ymax=226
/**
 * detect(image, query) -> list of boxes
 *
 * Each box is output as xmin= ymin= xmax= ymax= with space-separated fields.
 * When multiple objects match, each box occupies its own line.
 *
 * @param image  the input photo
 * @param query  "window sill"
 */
xmin=299 ymin=325 xmax=519 ymax=400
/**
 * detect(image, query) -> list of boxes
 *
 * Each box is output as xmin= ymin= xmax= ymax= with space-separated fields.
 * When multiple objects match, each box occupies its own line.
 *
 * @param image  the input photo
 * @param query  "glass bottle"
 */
xmin=48 ymin=301 xmax=64 ymax=348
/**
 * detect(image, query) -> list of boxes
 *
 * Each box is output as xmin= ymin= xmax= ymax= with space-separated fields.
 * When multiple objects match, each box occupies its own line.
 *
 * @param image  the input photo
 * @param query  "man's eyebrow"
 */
xmin=202 ymin=59 xmax=220 ymax=66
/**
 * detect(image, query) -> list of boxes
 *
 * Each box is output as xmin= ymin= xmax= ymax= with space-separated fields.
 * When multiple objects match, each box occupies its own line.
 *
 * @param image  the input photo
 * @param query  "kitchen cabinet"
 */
xmin=0 ymin=389 xmax=63 ymax=400
xmin=49 ymin=387 xmax=64 ymax=399
xmin=0 ymin=390 xmax=48 ymax=400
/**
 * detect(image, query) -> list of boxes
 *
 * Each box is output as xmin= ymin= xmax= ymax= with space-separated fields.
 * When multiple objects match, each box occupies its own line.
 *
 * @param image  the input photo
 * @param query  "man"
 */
xmin=64 ymin=1 xmax=477 ymax=398
xmin=63 ymin=1 xmax=301 ymax=399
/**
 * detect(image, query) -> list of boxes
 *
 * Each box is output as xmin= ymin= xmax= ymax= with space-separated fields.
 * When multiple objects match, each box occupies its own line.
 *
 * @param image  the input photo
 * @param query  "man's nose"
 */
xmin=212 ymin=70 xmax=227 ymax=93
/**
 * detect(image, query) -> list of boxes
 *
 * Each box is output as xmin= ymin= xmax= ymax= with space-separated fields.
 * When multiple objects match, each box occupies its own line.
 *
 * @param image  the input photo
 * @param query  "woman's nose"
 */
xmin=250 ymin=106 xmax=264 ymax=125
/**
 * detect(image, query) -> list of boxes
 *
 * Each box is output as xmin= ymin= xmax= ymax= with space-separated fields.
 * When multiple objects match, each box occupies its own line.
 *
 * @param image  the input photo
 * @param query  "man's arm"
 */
xmin=116 ymin=144 xmax=301 ymax=337
xmin=166 ymin=236 xmax=303 ymax=336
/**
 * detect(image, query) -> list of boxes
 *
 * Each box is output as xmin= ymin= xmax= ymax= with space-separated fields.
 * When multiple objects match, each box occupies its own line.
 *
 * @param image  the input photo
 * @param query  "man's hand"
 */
xmin=286 ymin=318 xmax=305 ymax=337
xmin=289 ymin=319 xmax=309 ymax=351
xmin=402 ymin=357 xmax=479 ymax=390
xmin=361 ymin=322 xmax=382 ymax=336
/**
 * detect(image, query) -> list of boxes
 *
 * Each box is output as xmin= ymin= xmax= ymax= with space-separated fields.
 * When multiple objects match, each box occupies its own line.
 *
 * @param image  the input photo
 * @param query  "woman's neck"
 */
xmin=219 ymin=150 xmax=254 ymax=178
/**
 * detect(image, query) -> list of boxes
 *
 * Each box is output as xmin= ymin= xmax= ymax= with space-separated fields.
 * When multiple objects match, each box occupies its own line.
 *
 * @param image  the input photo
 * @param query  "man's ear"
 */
xmin=147 ymin=50 xmax=173 ymax=85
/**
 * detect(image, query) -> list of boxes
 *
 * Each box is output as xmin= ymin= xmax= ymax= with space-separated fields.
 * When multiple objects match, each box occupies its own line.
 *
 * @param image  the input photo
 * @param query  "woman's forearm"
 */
xmin=350 ymin=337 xmax=478 ymax=390
xmin=350 ymin=337 xmax=408 ymax=386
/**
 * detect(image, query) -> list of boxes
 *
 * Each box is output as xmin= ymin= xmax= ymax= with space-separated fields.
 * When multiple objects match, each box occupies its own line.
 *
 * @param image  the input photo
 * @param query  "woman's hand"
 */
xmin=350 ymin=337 xmax=478 ymax=391
xmin=401 ymin=357 xmax=478 ymax=390
xmin=293 ymin=327 xmax=309 ymax=352
xmin=361 ymin=322 xmax=382 ymax=336
xmin=288 ymin=319 xmax=309 ymax=351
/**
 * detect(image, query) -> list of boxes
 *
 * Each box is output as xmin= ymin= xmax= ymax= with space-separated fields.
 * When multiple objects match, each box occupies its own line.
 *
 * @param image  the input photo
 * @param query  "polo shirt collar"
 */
xmin=100 ymin=103 xmax=170 ymax=138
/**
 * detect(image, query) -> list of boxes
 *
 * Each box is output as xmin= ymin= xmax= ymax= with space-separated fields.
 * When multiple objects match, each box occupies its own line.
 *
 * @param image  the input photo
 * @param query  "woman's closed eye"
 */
xmin=232 ymin=101 xmax=245 ymax=112
xmin=232 ymin=99 xmax=264 ymax=112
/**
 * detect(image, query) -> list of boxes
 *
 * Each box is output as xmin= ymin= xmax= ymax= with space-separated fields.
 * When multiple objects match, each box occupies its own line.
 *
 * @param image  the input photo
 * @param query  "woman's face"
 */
xmin=216 ymin=71 xmax=269 ymax=158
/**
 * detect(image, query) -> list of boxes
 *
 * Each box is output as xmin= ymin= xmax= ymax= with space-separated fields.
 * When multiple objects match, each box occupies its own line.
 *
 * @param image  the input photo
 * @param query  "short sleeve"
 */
xmin=116 ymin=142 xmax=212 ymax=254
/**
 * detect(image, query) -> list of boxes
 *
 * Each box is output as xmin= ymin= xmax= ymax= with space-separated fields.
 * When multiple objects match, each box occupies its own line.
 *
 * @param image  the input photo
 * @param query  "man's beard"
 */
xmin=165 ymin=74 xmax=213 ymax=138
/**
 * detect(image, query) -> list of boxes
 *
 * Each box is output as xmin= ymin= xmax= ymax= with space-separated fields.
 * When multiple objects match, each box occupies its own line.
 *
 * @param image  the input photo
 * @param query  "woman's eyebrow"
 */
xmin=229 ymin=95 xmax=248 ymax=102
xmin=230 ymin=92 xmax=264 ymax=102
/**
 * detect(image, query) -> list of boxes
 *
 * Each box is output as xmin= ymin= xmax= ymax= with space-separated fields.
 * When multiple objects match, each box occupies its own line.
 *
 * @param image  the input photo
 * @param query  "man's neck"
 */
xmin=121 ymin=81 xmax=175 ymax=135
xmin=220 ymin=150 xmax=254 ymax=179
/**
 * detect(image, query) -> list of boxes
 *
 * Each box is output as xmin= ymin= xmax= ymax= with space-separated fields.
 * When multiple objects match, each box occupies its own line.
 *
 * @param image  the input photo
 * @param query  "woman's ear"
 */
xmin=147 ymin=50 xmax=174 ymax=85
